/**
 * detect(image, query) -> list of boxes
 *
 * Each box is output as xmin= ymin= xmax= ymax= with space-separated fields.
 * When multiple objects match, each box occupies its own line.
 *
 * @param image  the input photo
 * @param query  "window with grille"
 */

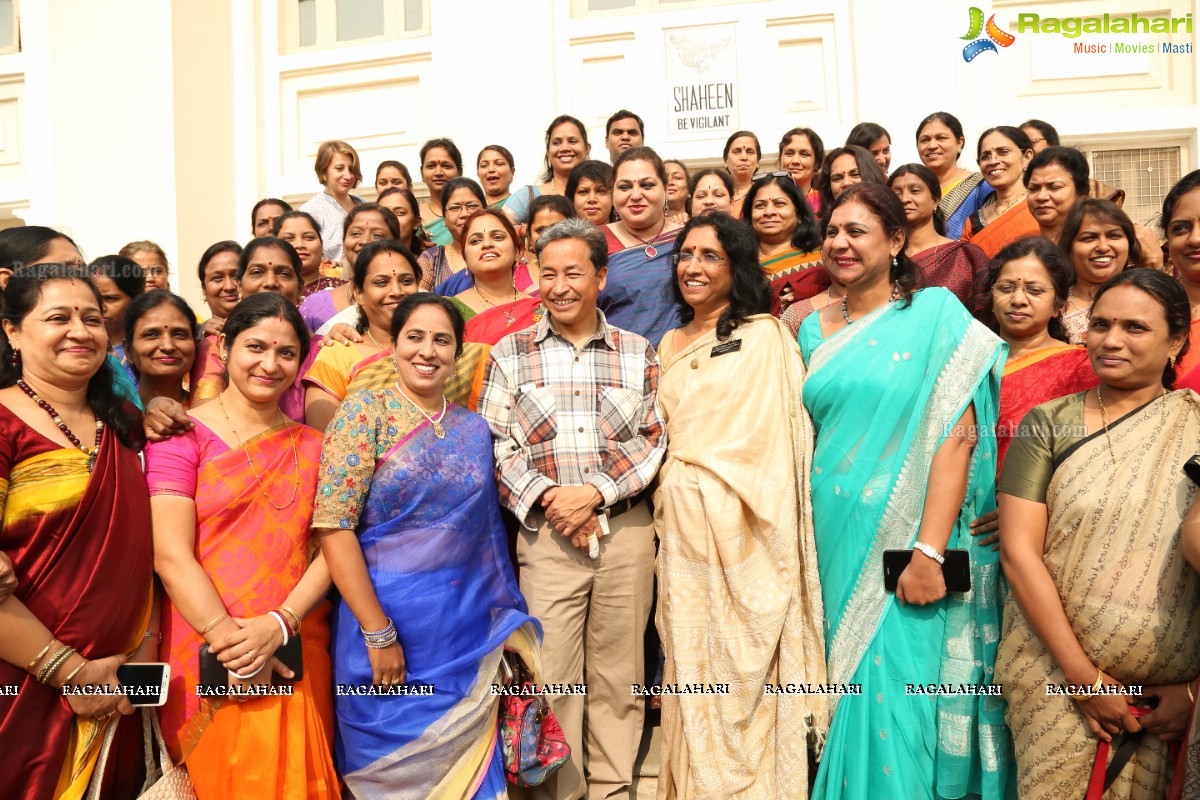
xmin=1086 ymin=145 xmax=1183 ymax=229
xmin=283 ymin=0 xmax=426 ymax=52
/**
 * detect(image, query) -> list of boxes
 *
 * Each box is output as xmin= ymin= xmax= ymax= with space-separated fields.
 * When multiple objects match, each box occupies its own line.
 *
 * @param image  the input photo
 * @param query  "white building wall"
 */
xmin=0 ymin=0 xmax=1195 ymax=308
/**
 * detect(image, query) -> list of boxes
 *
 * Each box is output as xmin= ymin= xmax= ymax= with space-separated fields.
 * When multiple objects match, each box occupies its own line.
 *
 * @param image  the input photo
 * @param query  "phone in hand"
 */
xmin=883 ymin=549 xmax=971 ymax=594
xmin=116 ymin=662 xmax=171 ymax=707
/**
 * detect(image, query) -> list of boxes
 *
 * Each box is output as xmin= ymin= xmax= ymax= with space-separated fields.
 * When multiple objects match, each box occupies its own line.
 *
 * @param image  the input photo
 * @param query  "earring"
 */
xmin=891 ymin=256 xmax=898 ymax=268
xmin=8 ymin=348 xmax=19 ymax=368
xmin=1170 ymin=354 xmax=1178 ymax=368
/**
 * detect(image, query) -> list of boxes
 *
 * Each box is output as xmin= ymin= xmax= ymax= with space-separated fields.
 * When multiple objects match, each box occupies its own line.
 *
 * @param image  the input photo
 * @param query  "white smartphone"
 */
xmin=116 ymin=662 xmax=171 ymax=707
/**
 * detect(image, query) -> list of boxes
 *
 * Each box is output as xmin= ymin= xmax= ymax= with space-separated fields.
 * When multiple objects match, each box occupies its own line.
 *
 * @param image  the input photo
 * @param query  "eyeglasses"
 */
xmin=1028 ymin=137 xmax=1045 ymax=145
xmin=445 ymin=202 xmax=483 ymax=214
xmin=752 ymin=170 xmax=792 ymax=182
xmin=675 ymin=252 xmax=728 ymax=267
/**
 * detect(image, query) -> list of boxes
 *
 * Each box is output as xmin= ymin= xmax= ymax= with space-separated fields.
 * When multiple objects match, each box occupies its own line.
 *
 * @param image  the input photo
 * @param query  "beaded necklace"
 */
xmin=17 ymin=380 xmax=102 ymax=472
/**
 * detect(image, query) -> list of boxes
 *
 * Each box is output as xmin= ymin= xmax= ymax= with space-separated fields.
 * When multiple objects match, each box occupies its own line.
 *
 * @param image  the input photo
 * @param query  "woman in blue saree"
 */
xmin=799 ymin=184 xmax=1013 ymax=799
xmin=314 ymin=293 xmax=540 ymax=798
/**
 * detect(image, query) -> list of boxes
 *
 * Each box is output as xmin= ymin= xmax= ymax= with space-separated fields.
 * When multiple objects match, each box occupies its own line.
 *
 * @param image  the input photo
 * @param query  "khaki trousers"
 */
xmin=516 ymin=500 xmax=655 ymax=800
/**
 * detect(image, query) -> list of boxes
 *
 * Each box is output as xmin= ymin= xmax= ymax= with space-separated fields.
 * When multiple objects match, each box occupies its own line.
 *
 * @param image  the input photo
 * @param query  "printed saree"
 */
xmin=940 ymin=173 xmax=994 ymax=240
xmin=314 ymin=391 xmax=539 ymax=798
xmin=444 ymin=297 xmax=543 ymax=411
xmin=996 ymin=391 xmax=1200 ymax=799
xmin=598 ymin=227 xmax=682 ymax=347
xmin=149 ymin=422 xmax=337 ymax=799
xmin=799 ymin=288 xmax=1011 ymax=799
xmin=911 ymin=240 xmax=990 ymax=313
xmin=654 ymin=317 xmax=828 ymax=799
xmin=0 ymin=408 xmax=153 ymax=800
xmin=996 ymin=346 xmax=1095 ymax=473
xmin=962 ymin=201 xmax=1039 ymax=259
xmin=760 ymin=249 xmax=830 ymax=316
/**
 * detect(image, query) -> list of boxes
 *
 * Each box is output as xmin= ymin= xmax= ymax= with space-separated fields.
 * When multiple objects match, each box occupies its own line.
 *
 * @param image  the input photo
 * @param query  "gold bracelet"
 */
xmin=37 ymin=646 xmax=75 ymax=685
xmin=1091 ymin=668 xmax=1105 ymax=695
xmin=278 ymin=606 xmax=302 ymax=634
xmin=200 ymin=613 xmax=229 ymax=635
xmin=61 ymin=658 xmax=87 ymax=685
xmin=25 ymin=639 xmax=55 ymax=673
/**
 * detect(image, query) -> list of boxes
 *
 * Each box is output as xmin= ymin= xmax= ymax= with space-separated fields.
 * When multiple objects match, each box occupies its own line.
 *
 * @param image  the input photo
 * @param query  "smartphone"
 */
xmin=883 ymin=549 xmax=971 ymax=594
xmin=198 ymin=637 xmax=304 ymax=691
xmin=116 ymin=662 xmax=171 ymax=707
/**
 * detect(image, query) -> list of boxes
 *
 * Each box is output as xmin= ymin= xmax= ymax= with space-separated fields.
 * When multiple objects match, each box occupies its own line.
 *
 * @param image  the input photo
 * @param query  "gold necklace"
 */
xmin=216 ymin=393 xmax=300 ymax=509
xmin=393 ymin=381 xmax=448 ymax=439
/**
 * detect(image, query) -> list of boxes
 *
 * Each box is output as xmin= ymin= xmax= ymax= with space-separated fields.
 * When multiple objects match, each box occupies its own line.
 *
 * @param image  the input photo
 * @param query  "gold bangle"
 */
xmin=37 ymin=646 xmax=75 ymax=685
xmin=200 ymin=613 xmax=229 ymax=635
xmin=25 ymin=639 xmax=55 ymax=673
xmin=1188 ymin=680 xmax=1196 ymax=704
xmin=61 ymin=658 xmax=87 ymax=685
xmin=278 ymin=606 xmax=302 ymax=634
xmin=1091 ymin=668 xmax=1105 ymax=695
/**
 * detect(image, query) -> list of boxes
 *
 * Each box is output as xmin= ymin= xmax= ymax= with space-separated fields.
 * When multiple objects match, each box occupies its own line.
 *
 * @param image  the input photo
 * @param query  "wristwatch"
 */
xmin=913 ymin=541 xmax=945 ymax=565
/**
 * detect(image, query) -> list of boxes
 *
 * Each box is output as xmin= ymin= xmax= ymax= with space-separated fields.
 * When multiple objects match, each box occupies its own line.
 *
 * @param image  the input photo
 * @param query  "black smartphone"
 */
xmin=116 ymin=662 xmax=171 ymax=707
xmin=198 ymin=636 xmax=303 ymax=690
xmin=883 ymin=549 xmax=971 ymax=593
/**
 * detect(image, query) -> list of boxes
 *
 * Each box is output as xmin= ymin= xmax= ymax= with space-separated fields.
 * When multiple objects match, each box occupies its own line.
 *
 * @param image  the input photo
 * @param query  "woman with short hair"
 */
xmin=299 ymin=140 xmax=365 ymax=261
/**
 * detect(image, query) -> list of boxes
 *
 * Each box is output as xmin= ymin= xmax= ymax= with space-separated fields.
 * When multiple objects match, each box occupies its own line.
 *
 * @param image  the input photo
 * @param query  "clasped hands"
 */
xmin=208 ymin=615 xmax=295 ymax=691
xmin=541 ymin=485 xmax=604 ymax=552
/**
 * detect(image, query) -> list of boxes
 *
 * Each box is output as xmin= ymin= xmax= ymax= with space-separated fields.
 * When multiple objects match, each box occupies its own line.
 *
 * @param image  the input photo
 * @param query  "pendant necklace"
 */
xmin=18 ymin=380 xmax=103 ymax=472
xmin=393 ymin=381 xmax=448 ymax=439
xmin=623 ymin=219 xmax=666 ymax=259
xmin=473 ymin=284 xmax=519 ymax=326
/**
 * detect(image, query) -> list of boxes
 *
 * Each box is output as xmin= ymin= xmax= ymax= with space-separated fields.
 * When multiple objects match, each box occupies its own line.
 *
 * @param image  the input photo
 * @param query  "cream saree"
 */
xmin=653 ymin=315 xmax=828 ymax=800
xmin=997 ymin=390 xmax=1200 ymax=799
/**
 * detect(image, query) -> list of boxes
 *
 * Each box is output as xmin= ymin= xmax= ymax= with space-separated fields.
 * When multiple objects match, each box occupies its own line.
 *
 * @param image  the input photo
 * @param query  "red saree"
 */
xmin=997 ymin=345 xmax=1096 ymax=472
xmin=146 ymin=422 xmax=337 ymax=799
xmin=446 ymin=297 xmax=544 ymax=411
xmin=0 ymin=405 xmax=153 ymax=800
xmin=1175 ymin=319 xmax=1200 ymax=392
xmin=912 ymin=240 xmax=991 ymax=313
xmin=962 ymin=202 xmax=1039 ymax=259
xmin=760 ymin=249 xmax=830 ymax=316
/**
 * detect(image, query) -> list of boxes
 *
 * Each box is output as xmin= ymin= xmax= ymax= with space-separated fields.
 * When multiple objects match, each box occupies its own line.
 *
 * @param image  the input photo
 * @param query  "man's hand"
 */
xmin=543 ymin=484 xmax=603 ymax=539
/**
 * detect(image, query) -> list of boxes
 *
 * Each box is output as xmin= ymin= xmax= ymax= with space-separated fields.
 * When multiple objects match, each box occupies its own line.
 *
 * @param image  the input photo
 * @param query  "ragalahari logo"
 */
xmin=961 ymin=7 xmax=1016 ymax=61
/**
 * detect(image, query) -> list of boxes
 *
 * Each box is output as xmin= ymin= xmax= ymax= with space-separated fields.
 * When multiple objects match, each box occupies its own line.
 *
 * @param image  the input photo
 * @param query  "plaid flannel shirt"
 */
xmin=477 ymin=310 xmax=667 ymax=529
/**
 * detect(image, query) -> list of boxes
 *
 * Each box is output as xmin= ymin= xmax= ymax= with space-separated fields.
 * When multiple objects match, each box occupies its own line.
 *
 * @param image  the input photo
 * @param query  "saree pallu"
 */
xmin=424 ymin=215 xmax=453 ymax=247
xmin=303 ymin=342 xmax=397 ymax=405
xmin=1175 ymin=319 xmax=1200 ymax=392
xmin=654 ymin=317 xmax=828 ymax=799
xmin=155 ymin=424 xmax=337 ymax=799
xmin=997 ymin=346 xmax=1095 ymax=473
xmin=760 ymin=249 xmax=830 ymax=316
xmin=332 ymin=403 xmax=539 ymax=799
xmin=598 ymin=227 xmax=682 ymax=348
xmin=940 ymin=173 xmax=994 ymax=240
xmin=996 ymin=392 xmax=1200 ymax=799
xmin=0 ymin=419 xmax=153 ymax=800
xmin=912 ymin=240 xmax=991 ymax=313
xmin=444 ymin=298 xmax=543 ymax=411
xmin=962 ymin=202 xmax=1039 ymax=259
xmin=799 ymin=288 xmax=1012 ymax=799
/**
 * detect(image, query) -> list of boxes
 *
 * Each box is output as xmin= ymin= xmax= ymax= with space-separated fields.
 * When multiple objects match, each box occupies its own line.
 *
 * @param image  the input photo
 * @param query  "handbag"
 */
xmin=497 ymin=650 xmax=570 ymax=787
xmin=85 ymin=709 xmax=196 ymax=800
xmin=137 ymin=708 xmax=197 ymax=799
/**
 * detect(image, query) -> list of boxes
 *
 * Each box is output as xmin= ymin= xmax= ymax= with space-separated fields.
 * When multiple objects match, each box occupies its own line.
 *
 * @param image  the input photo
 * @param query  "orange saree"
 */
xmin=145 ymin=421 xmax=337 ymax=799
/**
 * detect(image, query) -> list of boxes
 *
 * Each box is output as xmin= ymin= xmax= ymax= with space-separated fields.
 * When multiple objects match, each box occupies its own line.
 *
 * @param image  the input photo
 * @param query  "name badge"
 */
xmin=710 ymin=339 xmax=742 ymax=358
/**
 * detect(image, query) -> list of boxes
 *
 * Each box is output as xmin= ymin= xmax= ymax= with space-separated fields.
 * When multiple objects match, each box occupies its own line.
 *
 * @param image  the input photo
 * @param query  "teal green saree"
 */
xmin=799 ymin=288 xmax=1014 ymax=799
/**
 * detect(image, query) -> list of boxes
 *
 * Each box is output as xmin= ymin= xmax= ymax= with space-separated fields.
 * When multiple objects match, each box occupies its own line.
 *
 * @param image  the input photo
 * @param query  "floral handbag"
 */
xmin=498 ymin=650 xmax=570 ymax=787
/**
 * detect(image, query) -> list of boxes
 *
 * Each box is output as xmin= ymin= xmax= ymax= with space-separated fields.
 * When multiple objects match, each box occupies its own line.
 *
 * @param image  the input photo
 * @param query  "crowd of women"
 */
xmin=1 ymin=106 xmax=1200 ymax=800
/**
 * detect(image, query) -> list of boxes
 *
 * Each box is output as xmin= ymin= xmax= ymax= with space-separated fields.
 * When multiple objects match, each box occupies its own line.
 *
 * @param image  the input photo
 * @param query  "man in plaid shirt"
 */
xmin=478 ymin=218 xmax=667 ymax=800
